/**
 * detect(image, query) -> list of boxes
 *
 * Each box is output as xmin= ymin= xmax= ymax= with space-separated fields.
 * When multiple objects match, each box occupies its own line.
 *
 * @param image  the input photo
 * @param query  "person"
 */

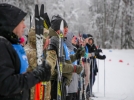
xmin=25 ymin=27 xmax=52 ymax=100
xmin=82 ymin=34 xmax=91 ymax=91
xmin=46 ymin=15 xmax=84 ymax=100
xmin=86 ymin=34 xmax=106 ymax=98
xmin=0 ymin=3 xmax=51 ymax=100
xmin=77 ymin=34 xmax=91 ymax=100
xmin=65 ymin=33 xmax=80 ymax=100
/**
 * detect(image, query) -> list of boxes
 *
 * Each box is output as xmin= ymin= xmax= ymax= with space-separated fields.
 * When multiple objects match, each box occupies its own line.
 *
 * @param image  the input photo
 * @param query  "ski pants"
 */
xmin=86 ymin=71 xmax=96 ymax=92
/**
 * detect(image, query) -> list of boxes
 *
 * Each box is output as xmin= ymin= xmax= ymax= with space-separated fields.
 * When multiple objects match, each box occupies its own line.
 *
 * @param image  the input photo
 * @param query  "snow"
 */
xmin=92 ymin=49 xmax=134 ymax=100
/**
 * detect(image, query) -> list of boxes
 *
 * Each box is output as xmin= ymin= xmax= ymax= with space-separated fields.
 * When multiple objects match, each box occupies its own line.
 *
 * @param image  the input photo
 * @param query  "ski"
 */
xmin=56 ymin=20 xmax=64 ymax=100
xmin=34 ymin=4 xmax=44 ymax=100
xmin=77 ymin=34 xmax=83 ymax=100
xmin=42 ymin=11 xmax=51 ymax=100
xmin=83 ymin=67 xmax=87 ymax=100
xmin=79 ymin=75 xmax=83 ymax=100
xmin=43 ymin=13 xmax=51 ymax=29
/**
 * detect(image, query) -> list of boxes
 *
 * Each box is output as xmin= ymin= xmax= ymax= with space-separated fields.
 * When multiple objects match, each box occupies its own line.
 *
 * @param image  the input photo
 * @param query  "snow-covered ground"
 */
xmin=92 ymin=49 xmax=134 ymax=100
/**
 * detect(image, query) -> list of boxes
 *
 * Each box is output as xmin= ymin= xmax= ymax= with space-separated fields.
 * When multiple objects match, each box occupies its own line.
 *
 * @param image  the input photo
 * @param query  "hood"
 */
xmin=0 ymin=3 xmax=27 ymax=44
xmin=64 ymin=32 xmax=75 ymax=51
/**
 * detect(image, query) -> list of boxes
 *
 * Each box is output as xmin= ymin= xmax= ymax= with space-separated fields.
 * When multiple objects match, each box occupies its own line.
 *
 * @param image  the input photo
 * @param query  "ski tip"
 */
xmin=41 ymin=4 xmax=44 ymax=7
xmin=35 ymin=4 xmax=38 ymax=8
xmin=60 ymin=20 xmax=64 ymax=34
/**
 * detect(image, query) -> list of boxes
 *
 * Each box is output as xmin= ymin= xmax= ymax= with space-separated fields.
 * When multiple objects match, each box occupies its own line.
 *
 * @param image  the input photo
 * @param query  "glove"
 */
xmin=102 ymin=55 xmax=106 ymax=59
xmin=96 ymin=54 xmax=106 ymax=60
xmin=32 ymin=60 xmax=51 ymax=81
xmin=75 ymin=47 xmax=85 ymax=59
xmin=75 ymin=48 xmax=81 ymax=59
xmin=82 ymin=58 xmax=86 ymax=62
xmin=79 ymin=48 xmax=85 ymax=57
xmin=94 ymin=49 xmax=102 ymax=57
xmin=97 ymin=49 xmax=102 ymax=53
xmin=73 ymin=65 xmax=83 ymax=74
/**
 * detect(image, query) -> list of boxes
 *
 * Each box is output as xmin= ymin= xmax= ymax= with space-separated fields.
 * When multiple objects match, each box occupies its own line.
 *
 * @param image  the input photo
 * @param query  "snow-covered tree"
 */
xmin=0 ymin=0 xmax=134 ymax=49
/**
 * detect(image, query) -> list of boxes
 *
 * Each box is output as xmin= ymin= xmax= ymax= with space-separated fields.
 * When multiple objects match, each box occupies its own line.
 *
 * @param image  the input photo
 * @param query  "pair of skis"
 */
xmin=77 ymin=34 xmax=87 ymax=100
xmin=57 ymin=20 xmax=64 ymax=100
xmin=34 ymin=4 xmax=50 ymax=100
xmin=34 ymin=4 xmax=64 ymax=100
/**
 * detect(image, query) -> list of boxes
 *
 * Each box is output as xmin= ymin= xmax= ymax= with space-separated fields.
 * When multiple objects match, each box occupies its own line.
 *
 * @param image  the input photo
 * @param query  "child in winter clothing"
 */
xmin=65 ymin=33 xmax=80 ymax=100
xmin=86 ymin=34 xmax=106 ymax=97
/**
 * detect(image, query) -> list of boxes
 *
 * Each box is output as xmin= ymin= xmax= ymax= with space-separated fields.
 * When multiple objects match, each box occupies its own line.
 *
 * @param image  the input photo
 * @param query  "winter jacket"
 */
xmin=86 ymin=44 xmax=97 ymax=53
xmin=48 ymin=27 xmax=79 ymax=85
xmin=86 ymin=44 xmax=98 ymax=76
xmin=86 ymin=44 xmax=105 ymax=60
xmin=67 ymin=50 xmax=79 ymax=93
xmin=0 ymin=3 xmax=39 ymax=100
xmin=0 ymin=36 xmax=39 ymax=100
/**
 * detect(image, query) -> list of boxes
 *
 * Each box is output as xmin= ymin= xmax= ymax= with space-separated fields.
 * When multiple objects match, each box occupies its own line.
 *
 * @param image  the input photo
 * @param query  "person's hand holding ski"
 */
xmin=32 ymin=60 xmax=51 ymax=81
xmin=75 ymin=47 xmax=85 ymax=59
xmin=90 ymin=49 xmax=106 ymax=60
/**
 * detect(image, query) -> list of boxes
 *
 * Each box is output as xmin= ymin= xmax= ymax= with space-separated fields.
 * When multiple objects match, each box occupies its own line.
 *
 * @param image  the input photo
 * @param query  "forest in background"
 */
xmin=0 ymin=0 xmax=134 ymax=49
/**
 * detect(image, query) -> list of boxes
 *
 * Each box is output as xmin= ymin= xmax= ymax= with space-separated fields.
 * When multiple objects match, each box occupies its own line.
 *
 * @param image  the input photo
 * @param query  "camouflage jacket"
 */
xmin=47 ymin=27 xmax=78 ymax=85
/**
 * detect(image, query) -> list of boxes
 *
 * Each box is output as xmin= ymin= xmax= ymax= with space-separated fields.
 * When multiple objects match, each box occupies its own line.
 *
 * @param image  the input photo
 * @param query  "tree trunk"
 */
xmin=121 ymin=11 xmax=124 ymax=49
xmin=102 ymin=0 xmax=106 ymax=48
xmin=122 ymin=0 xmax=134 ymax=49
xmin=112 ymin=0 xmax=121 ymax=42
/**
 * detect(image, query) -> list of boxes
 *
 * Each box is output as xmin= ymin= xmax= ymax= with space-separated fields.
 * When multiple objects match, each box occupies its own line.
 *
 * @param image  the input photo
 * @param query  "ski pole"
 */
xmin=97 ymin=59 xmax=99 ymax=92
xmin=83 ymin=59 xmax=87 ymax=100
xmin=90 ymin=58 xmax=94 ymax=96
xmin=30 ymin=15 xmax=31 ymax=29
xmin=34 ymin=4 xmax=44 ymax=100
xmin=104 ymin=60 xmax=105 ymax=97
xmin=89 ymin=58 xmax=92 ymax=96
xmin=97 ymin=45 xmax=100 ymax=92
xmin=57 ymin=20 xmax=64 ymax=100
xmin=79 ymin=74 xmax=82 ymax=100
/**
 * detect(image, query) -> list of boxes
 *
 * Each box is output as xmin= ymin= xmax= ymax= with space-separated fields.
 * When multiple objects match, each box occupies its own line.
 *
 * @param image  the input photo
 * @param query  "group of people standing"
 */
xmin=0 ymin=3 xmax=106 ymax=100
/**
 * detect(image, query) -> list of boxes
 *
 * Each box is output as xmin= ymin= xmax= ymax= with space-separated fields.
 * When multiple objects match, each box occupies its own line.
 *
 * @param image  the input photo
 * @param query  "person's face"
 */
xmin=88 ymin=39 xmax=93 ymax=45
xmin=56 ymin=27 xmax=68 ymax=37
xmin=63 ymin=27 xmax=68 ymax=37
xmin=13 ymin=20 xmax=26 ymax=38
xmin=85 ymin=38 xmax=89 ymax=43
xmin=81 ymin=40 xmax=86 ymax=46
xmin=71 ymin=36 xmax=77 ymax=45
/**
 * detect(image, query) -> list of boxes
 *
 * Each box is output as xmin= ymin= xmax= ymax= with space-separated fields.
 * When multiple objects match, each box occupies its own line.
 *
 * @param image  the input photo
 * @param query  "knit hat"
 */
xmin=65 ymin=32 xmax=75 ymax=51
xmin=51 ymin=15 xmax=68 ymax=31
xmin=87 ymin=34 xmax=93 ymax=40
xmin=82 ymin=34 xmax=88 ymax=39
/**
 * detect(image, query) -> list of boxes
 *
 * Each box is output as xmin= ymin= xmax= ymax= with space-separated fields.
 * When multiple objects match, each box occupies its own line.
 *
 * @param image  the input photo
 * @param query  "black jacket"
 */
xmin=86 ymin=44 xmax=98 ymax=75
xmin=0 ymin=3 xmax=39 ymax=100
xmin=86 ymin=43 xmax=105 ymax=60
xmin=0 ymin=37 xmax=39 ymax=100
xmin=86 ymin=43 xmax=105 ymax=76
